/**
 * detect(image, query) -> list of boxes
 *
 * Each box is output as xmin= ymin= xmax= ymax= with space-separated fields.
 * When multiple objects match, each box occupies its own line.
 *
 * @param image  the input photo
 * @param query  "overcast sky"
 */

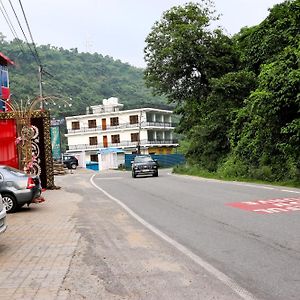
xmin=0 ymin=0 xmax=284 ymax=68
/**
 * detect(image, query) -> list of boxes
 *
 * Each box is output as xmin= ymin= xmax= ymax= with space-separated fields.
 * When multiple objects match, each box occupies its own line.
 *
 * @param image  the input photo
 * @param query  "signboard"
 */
xmin=50 ymin=126 xmax=61 ymax=160
xmin=227 ymin=197 xmax=300 ymax=214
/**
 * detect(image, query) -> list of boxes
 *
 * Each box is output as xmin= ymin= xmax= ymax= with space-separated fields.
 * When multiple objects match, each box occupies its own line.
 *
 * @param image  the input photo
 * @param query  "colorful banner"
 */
xmin=50 ymin=126 xmax=61 ymax=160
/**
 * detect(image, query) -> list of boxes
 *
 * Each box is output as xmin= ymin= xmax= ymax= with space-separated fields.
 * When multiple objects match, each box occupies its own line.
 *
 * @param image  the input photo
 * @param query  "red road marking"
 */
xmin=226 ymin=197 xmax=300 ymax=214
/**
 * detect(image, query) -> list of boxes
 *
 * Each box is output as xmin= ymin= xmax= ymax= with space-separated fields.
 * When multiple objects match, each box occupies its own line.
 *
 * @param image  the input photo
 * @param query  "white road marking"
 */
xmin=94 ymin=177 xmax=123 ymax=180
xmin=90 ymin=174 xmax=257 ymax=300
xmin=280 ymin=189 xmax=300 ymax=194
xmin=170 ymin=173 xmax=300 ymax=193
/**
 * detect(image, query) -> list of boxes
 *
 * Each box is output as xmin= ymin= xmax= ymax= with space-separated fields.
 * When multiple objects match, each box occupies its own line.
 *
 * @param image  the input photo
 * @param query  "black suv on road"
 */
xmin=63 ymin=155 xmax=78 ymax=169
xmin=131 ymin=155 xmax=158 ymax=178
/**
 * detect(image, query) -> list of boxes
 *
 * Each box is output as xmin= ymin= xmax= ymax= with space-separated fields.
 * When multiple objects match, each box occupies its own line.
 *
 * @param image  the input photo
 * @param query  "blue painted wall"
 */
xmin=86 ymin=162 xmax=99 ymax=171
xmin=125 ymin=154 xmax=185 ymax=169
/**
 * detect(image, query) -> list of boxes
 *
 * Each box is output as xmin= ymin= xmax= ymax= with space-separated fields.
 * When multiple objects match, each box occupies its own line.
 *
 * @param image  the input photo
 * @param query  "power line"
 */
xmin=2 ymin=0 xmax=59 ymax=100
xmin=17 ymin=0 xmax=41 ymax=66
xmin=0 ymin=0 xmax=26 ymax=53
xmin=8 ymin=0 xmax=41 ymax=66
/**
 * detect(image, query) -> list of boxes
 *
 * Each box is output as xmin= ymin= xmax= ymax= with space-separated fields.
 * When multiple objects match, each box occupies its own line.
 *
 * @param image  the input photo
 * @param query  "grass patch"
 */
xmin=173 ymin=164 xmax=300 ymax=188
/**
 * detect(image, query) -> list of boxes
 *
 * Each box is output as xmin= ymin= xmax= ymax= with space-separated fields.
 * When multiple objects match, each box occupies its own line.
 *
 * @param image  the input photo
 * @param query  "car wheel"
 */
xmin=71 ymin=163 xmax=77 ymax=169
xmin=153 ymin=171 xmax=158 ymax=177
xmin=2 ymin=193 xmax=18 ymax=213
xmin=132 ymin=171 xmax=137 ymax=178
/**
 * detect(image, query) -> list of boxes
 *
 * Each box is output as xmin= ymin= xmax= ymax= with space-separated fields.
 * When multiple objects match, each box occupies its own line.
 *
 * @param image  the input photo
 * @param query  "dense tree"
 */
xmin=145 ymin=0 xmax=300 ymax=182
xmin=144 ymin=1 xmax=240 ymax=169
xmin=186 ymin=70 xmax=256 ymax=170
xmin=225 ymin=0 xmax=300 ymax=181
xmin=0 ymin=37 xmax=169 ymax=118
xmin=231 ymin=45 xmax=300 ymax=180
xmin=144 ymin=1 xmax=238 ymax=106
xmin=234 ymin=0 xmax=300 ymax=73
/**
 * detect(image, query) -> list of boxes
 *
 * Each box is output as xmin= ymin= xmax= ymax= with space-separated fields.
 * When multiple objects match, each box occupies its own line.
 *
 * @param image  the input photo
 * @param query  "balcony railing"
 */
xmin=67 ymin=121 xmax=176 ymax=134
xmin=68 ymin=139 xmax=179 ymax=151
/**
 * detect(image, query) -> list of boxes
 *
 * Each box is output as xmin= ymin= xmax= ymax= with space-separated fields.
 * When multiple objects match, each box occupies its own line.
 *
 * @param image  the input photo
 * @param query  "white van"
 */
xmin=0 ymin=194 xmax=7 ymax=234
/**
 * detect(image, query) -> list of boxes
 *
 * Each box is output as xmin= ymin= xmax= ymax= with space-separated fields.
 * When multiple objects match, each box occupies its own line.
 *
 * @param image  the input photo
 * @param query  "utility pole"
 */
xmin=38 ymin=65 xmax=43 ymax=109
xmin=137 ymin=110 xmax=142 ymax=154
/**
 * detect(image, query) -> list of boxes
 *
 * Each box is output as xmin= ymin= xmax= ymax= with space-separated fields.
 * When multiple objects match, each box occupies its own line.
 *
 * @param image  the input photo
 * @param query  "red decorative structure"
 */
xmin=0 ymin=119 xmax=18 ymax=168
xmin=0 ymin=52 xmax=14 ymax=111
xmin=0 ymin=52 xmax=55 ymax=188
xmin=0 ymin=53 xmax=18 ymax=168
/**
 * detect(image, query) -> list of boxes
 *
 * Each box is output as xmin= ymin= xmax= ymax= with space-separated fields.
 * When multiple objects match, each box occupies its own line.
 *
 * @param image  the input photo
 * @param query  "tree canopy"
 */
xmin=144 ymin=0 xmax=300 ymax=182
xmin=0 ymin=37 xmax=170 ymax=119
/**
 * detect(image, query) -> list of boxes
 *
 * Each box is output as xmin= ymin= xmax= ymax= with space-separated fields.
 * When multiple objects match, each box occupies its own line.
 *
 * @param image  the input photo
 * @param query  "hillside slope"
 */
xmin=0 ymin=37 xmax=170 ymax=117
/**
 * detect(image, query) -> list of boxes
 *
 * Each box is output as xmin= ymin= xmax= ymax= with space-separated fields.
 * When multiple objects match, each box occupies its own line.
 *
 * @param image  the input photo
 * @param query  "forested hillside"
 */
xmin=144 ymin=0 xmax=300 ymax=183
xmin=0 ymin=35 xmax=169 ymax=117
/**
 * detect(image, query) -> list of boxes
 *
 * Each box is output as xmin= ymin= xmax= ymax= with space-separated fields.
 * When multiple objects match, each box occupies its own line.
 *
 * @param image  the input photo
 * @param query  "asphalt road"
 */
xmin=90 ymin=168 xmax=300 ymax=300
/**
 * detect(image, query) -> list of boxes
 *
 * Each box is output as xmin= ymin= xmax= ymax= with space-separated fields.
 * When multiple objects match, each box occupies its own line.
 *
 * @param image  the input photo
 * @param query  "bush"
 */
xmin=217 ymin=156 xmax=248 ymax=179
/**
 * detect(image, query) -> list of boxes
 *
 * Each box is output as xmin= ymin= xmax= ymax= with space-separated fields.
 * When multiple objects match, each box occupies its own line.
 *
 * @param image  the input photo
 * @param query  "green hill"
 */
xmin=0 ymin=36 xmax=170 ymax=118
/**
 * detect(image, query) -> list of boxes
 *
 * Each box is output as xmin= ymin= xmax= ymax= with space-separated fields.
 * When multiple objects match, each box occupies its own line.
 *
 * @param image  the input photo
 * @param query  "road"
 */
xmin=86 ymin=168 xmax=300 ymax=300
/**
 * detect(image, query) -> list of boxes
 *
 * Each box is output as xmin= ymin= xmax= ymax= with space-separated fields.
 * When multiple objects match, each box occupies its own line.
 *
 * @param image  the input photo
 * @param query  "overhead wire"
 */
xmin=17 ymin=0 xmax=41 ymax=66
xmin=0 ymin=0 xmax=26 ymax=53
xmin=2 ymin=0 xmax=67 ymax=101
xmin=8 ymin=0 xmax=41 ymax=66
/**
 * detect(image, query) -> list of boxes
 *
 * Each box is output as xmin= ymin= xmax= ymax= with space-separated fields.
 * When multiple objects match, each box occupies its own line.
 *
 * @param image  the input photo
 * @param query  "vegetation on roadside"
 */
xmin=173 ymin=164 xmax=300 ymax=188
xmin=144 ymin=0 xmax=300 ymax=186
xmin=0 ymin=34 xmax=170 ymax=119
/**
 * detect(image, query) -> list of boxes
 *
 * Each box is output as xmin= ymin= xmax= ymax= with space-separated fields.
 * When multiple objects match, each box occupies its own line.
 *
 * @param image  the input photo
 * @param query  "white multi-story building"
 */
xmin=65 ymin=97 xmax=178 ymax=164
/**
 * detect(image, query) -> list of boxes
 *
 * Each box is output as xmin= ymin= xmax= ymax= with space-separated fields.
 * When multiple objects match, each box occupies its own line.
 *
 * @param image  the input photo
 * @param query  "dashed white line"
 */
xmin=280 ymin=189 xmax=300 ymax=194
xmin=90 ymin=174 xmax=257 ymax=300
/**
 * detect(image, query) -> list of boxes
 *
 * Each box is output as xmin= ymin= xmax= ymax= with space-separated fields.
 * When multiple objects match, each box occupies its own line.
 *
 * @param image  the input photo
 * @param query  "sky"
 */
xmin=0 ymin=0 xmax=284 ymax=68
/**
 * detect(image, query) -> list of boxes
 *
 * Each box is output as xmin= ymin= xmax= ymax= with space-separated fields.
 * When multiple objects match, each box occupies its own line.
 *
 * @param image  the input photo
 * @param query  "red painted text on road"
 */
xmin=226 ymin=197 xmax=300 ymax=214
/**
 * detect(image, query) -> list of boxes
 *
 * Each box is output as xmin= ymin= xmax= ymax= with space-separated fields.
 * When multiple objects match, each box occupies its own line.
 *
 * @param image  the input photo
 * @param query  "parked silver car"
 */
xmin=0 ymin=194 xmax=7 ymax=234
xmin=0 ymin=166 xmax=42 ymax=213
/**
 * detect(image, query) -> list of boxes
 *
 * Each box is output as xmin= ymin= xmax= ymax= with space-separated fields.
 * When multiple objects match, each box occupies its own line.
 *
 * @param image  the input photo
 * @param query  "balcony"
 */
xmin=66 ymin=121 xmax=176 ymax=134
xmin=68 ymin=139 xmax=179 ymax=151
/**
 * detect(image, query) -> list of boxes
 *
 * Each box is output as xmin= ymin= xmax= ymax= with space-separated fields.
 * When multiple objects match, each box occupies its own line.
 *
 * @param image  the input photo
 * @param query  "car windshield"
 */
xmin=134 ymin=156 xmax=153 ymax=163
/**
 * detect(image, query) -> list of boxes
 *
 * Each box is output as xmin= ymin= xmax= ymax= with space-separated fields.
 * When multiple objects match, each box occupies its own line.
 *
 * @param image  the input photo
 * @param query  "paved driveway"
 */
xmin=0 ymin=178 xmax=80 ymax=300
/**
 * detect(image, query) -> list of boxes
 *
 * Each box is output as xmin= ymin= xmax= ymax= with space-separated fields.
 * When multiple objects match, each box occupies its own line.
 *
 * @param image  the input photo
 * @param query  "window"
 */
xmin=90 ymin=154 xmax=98 ymax=162
xmin=131 ymin=133 xmax=139 ymax=142
xmin=71 ymin=121 xmax=80 ymax=130
xmin=129 ymin=115 xmax=139 ymax=124
xmin=89 ymin=136 xmax=98 ymax=145
xmin=88 ymin=119 xmax=97 ymax=128
xmin=1 ymin=69 xmax=9 ymax=87
xmin=110 ymin=117 xmax=119 ymax=126
xmin=111 ymin=134 xmax=120 ymax=144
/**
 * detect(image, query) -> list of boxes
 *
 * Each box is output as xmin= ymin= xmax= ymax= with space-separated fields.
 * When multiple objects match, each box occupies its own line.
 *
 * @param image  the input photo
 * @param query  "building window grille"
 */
xmin=90 ymin=154 xmax=98 ymax=162
xmin=88 ymin=119 xmax=97 ymax=128
xmin=110 ymin=117 xmax=119 ymax=126
xmin=129 ymin=115 xmax=139 ymax=124
xmin=111 ymin=134 xmax=120 ymax=144
xmin=89 ymin=136 xmax=98 ymax=145
xmin=71 ymin=121 xmax=80 ymax=130
xmin=131 ymin=133 xmax=139 ymax=142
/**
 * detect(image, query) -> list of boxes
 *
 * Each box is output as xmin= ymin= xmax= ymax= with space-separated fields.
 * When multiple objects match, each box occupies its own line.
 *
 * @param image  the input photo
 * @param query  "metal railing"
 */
xmin=68 ymin=139 xmax=179 ymax=150
xmin=67 ymin=121 xmax=177 ymax=134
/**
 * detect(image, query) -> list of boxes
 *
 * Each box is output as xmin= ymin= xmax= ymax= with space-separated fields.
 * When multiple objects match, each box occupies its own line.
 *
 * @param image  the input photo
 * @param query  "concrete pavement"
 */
xmin=0 ymin=173 xmax=81 ymax=300
xmin=0 ymin=169 xmax=246 ymax=300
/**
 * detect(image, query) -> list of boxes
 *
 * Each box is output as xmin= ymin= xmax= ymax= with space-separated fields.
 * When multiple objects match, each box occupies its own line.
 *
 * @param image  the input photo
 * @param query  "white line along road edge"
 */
xmin=90 ymin=174 xmax=257 ymax=300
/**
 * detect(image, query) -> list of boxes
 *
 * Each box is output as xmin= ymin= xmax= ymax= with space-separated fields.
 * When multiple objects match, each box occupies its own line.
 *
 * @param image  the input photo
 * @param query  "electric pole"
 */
xmin=137 ymin=110 xmax=142 ymax=154
xmin=39 ymin=65 xmax=43 ymax=109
